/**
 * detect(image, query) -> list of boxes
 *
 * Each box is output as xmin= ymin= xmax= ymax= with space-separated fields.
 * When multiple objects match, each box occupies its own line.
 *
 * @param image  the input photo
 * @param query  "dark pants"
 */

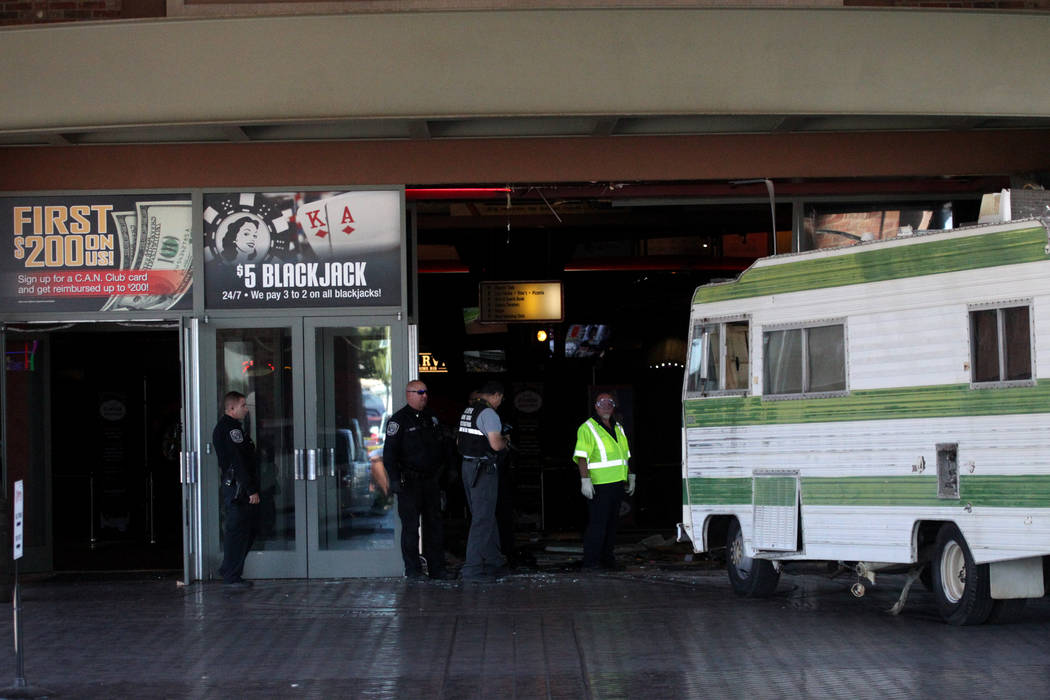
xmin=461 ymin=458 xmax=505 ymax=578
xmin=396 ymin=472 xmax=446 ymax=576
xmin=583 ymin=481 xmax=625 ymax=568
xmin=219 ymin=486 xmax=258 ymax=583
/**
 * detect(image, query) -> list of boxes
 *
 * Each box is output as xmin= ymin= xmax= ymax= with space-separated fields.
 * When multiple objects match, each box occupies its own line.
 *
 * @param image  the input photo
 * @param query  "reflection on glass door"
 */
xmin=309 ymin=324 xmax=402 ymax=577
xmin=215 ymin=328 xmax=297 ymax=554
xmin=316 ymin=327 xmax=395 ymax=550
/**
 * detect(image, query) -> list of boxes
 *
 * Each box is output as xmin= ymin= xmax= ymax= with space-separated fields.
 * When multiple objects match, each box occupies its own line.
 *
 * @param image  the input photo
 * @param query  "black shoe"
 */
xmin=429 ymin=570 xmax=457 ymax=581
xmin=489 ymin=565 xmax=511 ymax=578
xmin=601 ymin=562 xmax=625 ymax=572
xmin=224 ymin=579 xmax=252 ymax=589
xmin=405 ymin=571 xmax=425 ymax=581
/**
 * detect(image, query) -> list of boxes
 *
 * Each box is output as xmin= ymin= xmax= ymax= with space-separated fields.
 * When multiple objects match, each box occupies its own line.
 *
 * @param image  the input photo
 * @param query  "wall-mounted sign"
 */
xmin=0 ymin=194 xmax=192 ymax=313
xmin=13 ymin=480 xmax=23 ymax=560
xmin=203 ymin=190 xmax=402 ymax=309
xmin=418 ymin=352 xmax=448 ymax=373
xmin=479 ymin=281 xmax=563 ymax=323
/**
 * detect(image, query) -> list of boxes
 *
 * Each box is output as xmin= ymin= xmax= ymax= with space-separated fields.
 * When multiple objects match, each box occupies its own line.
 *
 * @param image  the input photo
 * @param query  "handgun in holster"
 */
xmin=223 ymin=467 xmax=245 ymax=501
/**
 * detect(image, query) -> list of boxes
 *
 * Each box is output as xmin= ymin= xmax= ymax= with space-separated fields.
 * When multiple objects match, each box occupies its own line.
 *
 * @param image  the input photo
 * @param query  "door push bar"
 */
xmin=294 ymin=449 xmax=327 ymax=481
xmin=179 ymin=451 xmax=200 ymax=484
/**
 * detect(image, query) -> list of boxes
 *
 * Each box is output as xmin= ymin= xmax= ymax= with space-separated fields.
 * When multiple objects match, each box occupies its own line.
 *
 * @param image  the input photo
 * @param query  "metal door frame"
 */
xmin=199 ymin=316 xmax=308 ymax=579
xmin=179 ymin=317 xmax=203 ymax=583
xmin=197 ymin=312 xmax=406 ymax=580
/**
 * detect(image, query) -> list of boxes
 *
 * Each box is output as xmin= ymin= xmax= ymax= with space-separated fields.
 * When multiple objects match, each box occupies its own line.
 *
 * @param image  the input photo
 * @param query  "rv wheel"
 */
xmin=931 ymin=523 xmax=994 ymax=625
xmin=726 ymin=518 xmax=780 ymax=598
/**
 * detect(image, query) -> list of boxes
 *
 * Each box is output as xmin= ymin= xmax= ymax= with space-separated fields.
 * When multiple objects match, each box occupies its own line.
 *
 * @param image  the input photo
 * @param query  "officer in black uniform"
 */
xmin=383 ymin=380 xmax=455 ymax=580
xmin=212 ymin=390 xmax=260 ymax=589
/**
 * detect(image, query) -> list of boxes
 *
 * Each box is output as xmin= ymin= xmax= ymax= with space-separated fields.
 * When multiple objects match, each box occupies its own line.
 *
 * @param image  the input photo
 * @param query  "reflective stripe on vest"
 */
xmin=582 ymin=419 xmax=628 ymax=484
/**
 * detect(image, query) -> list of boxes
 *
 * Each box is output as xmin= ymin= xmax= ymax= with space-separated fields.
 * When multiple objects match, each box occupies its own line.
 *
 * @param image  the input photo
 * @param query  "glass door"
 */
xmin=199 ymin=316 xmax=403 ymax=580
xmin=2 ymin=328 xmax=52 ymax=572
xmin=202 ymin=319 xmax=306 ymax=578
xmin=305 ymin=321 xmax=402 ymax=577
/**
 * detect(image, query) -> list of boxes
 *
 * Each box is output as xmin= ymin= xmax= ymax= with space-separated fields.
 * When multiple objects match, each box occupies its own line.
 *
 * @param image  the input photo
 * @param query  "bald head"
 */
xmin=405 ymin=380 xmax=428 ymax=411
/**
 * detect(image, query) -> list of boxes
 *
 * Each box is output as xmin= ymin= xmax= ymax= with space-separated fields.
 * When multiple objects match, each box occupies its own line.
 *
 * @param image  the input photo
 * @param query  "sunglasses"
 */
xmin=408 ymin=389 xmax=428 ymax=395
xmin=596 ymin=399 xmax=616 ymax=407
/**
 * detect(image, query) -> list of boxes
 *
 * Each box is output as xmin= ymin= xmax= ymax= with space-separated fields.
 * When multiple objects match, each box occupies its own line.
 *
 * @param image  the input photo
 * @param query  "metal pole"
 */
xmin=145 ymin=376 xmax=155 ymax=545
xmin=12 ymin=558 xmax=24 ymax=690
xmin=89 ymin=473 xmax=96 ymax=549
xmin=148 ymin=472 xmax=156 ymax=545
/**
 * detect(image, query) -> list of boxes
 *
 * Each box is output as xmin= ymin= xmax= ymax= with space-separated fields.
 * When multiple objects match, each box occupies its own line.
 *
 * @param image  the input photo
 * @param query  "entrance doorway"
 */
xmin=199 ymin=316 xmax=405 ymax=579
xmin=3 ymin=325 xmax=185 ymax=573
xmin=50 ymin=327 xmax=183 ymax=571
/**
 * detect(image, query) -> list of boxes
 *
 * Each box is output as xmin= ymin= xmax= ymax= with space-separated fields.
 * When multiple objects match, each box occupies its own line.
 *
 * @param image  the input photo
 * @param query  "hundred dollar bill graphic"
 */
xmin=101 ymin=201 xmax=193 ymax=311
xmin=109 ymin=210 xmax=138 ymax=271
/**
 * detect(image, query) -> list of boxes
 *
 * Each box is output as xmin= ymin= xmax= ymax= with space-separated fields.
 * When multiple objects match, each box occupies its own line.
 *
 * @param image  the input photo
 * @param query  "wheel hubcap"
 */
xmin=940 ymin=539 xmax=967 ymax=603
xmin=730 ymin=531 xmax=751 ymax=580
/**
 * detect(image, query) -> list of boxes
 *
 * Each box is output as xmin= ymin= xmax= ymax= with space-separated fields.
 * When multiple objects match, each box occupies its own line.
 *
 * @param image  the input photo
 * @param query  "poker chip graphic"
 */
xmin=203 ymin=193 xmax=295 ymax=265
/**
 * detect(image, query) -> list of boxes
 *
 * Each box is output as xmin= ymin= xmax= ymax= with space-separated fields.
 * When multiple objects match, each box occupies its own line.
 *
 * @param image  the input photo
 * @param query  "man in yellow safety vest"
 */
xmin=574 ymin=392 xmax=636 ymax=570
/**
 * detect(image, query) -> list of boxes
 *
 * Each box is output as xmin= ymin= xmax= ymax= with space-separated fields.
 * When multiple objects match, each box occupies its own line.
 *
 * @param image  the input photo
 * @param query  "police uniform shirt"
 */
xmin=212 ymin=413 xmax=260 ymax=495
xmin=383 ymin=405 xmax=443 ymax=483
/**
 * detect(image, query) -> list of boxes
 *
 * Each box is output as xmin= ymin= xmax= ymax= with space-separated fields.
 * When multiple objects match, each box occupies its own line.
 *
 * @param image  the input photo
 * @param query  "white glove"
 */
xmin=580 ymin=477 xmax=595 ymax=500
xmin=626 ymin=474 xmax=636 ymax=496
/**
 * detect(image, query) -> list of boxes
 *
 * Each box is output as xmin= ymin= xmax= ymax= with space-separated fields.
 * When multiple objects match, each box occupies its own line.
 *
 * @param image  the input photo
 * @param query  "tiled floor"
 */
xmin=1 ymin=567 xmax=1049 ymax=699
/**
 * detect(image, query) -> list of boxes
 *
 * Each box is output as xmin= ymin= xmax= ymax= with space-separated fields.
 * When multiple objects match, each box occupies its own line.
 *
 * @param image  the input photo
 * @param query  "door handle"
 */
xmin=294 ymin=448 xmax=305 ymax=480
xmin=327 ymin=448 xmax=336 ymax=478
xmin=179 ymin=451 xmax=199 ymax=484
xmin=306 ymin=449 xmax=318 ymax=481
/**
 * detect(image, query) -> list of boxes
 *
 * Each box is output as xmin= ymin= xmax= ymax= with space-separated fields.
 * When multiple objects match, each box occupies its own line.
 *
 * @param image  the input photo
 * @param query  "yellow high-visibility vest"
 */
xmin=573 ymin=418 xmax=630 ymax=485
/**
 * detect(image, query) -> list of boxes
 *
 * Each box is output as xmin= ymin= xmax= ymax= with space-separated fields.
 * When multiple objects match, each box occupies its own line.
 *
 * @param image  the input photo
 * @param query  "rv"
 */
xmin=680 ymin=218 xmax=1050 ymax=625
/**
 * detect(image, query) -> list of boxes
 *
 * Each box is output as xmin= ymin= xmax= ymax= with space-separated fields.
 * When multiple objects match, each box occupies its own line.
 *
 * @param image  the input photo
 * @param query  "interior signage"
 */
xmin=203 ymin=189 xmax=403 ymax=309
xmin=0 ymin=194 xmax=192 ymax=313
xmin=418 ymin=352 xmax=448 ymax=373
xmin=479 ymin=281 xmax=563 ymax=323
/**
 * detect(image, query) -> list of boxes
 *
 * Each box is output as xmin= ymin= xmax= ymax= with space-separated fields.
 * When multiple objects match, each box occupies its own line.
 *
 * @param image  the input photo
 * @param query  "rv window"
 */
xmin=806 ymin=325 xmax=846 ymax=392
xmin=763 ymin=323 xmax=846 ymax=397
xmin=763 ymin=329 xmax=803 ymax=395
xmin=969 ymin=304 xmax=1032 ymax=385
xmin=687 ymin=320 xmax=750 ymax=395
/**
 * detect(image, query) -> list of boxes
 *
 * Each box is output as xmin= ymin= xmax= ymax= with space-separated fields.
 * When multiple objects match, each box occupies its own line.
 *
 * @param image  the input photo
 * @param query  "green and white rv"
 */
xmin=679 ymin=218 xmax=1050 ymax=625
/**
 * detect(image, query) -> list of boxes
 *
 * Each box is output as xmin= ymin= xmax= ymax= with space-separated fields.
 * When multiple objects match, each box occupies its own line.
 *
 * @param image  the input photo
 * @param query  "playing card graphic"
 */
xmin=296 ymin=197 xmax=330 ymax=242
xmin=323 ymin=191 xmax=400 ymax=255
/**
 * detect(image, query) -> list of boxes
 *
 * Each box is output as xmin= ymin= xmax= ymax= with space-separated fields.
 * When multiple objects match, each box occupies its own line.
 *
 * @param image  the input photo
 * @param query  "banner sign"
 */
xmin=203 ymin=190 xmax=403 ymax=309
xmin=1 ymin=194 xmax=193 ymax=313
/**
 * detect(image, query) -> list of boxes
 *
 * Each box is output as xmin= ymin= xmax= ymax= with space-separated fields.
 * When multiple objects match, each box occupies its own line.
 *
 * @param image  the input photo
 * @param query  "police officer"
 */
xmin=213 ymin=391 xmax=260 ymax=589
xmin=575 ymin=392 xmax=635 ymax=571
xmin=457 ymin=381 xmax=509 ymax=582
xmin=383 ymin=380 xmax=455 ymax=580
